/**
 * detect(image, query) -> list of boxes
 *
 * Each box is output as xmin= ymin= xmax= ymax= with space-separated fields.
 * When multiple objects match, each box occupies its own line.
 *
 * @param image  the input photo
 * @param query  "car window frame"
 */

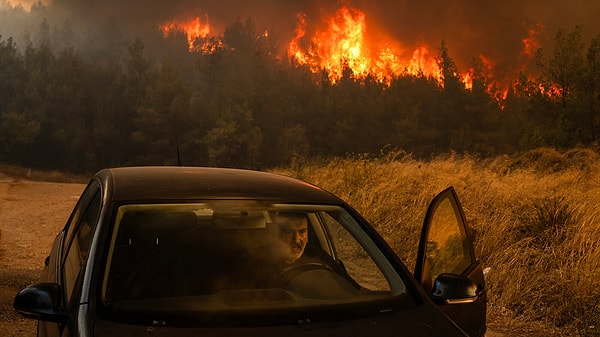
xmin=60 ymin=181 xmax=102 ymax=305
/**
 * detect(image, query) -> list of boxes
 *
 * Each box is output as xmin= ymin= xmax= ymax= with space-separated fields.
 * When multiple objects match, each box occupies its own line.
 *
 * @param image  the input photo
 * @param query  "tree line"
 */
xmin=0 ymin=17 xmax=599 ymax=174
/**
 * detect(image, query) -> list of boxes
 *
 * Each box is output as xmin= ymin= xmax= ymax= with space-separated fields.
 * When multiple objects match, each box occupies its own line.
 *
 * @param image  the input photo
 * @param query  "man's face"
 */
xmin=277 ymin=216 xmax=308 ymax=264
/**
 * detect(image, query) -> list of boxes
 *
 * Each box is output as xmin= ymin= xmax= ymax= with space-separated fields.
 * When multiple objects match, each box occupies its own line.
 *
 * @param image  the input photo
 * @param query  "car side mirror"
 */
xmin=13 ymin=283 xmax=70 ymax=323
xmin=431 ymin=273 xmax=479 ymax=304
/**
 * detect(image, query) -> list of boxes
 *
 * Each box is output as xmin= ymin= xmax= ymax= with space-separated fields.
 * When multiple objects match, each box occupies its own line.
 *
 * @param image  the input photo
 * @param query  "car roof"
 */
xmin=95 ymin=166 xmax=343 ymax=204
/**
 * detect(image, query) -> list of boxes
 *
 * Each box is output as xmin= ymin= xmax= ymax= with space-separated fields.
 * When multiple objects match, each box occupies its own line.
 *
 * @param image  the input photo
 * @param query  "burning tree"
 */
xmin=518 ymin=25 xmax=600 ymax=148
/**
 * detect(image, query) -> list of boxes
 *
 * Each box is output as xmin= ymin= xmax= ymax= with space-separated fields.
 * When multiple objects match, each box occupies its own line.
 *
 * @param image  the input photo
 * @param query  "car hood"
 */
xmin=94 ymin=303 xmax=468 ymax=337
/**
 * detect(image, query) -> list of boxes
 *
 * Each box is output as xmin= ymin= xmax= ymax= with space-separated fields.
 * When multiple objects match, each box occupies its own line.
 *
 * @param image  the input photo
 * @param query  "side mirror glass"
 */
xmin=13 ymin=283 xmax=70 ymax=323
xmin=431 ymin=273 xmax=479 ymax=304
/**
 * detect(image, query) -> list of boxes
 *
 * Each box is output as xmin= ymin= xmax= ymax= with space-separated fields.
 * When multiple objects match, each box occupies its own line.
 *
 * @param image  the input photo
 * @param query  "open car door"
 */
xmin=414 ymin=187 xmax=486 ymax=337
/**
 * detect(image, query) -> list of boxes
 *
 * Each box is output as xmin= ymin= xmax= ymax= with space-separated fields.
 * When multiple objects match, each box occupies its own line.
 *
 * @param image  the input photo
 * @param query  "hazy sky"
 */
xmin=4 ymin=0 xmax=600 ymax=81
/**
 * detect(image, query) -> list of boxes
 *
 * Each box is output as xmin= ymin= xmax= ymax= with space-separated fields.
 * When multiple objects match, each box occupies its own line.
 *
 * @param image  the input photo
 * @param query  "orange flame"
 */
xmin=160 ymin=15 xmax=211 ymax=51
xmin=160 ymin=5 xmax=510 ymax=99
xmin=406 ymin=46 xmax=441 ymax=80
xmin=287 ymin=6 xmax=447 ymax=84
xmin=462 ymin=71 xmax=473 ymax=90
xmin=521 ymin=23 xmax=544 ymax=59
xmin=287 ymin=7 xmax=371 ymax=80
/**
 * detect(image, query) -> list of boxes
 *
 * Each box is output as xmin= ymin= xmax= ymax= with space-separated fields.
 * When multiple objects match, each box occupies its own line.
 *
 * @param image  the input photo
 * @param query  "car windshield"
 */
xmin=99 ymin=201 xmax=414 ymax=326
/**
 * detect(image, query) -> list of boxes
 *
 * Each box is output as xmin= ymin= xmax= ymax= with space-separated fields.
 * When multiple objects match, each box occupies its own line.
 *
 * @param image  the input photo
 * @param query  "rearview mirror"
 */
xmin=431 ymin=273 xmax=479 ymax=304
xmin=13 ymin=283 xmax=70 ymax=323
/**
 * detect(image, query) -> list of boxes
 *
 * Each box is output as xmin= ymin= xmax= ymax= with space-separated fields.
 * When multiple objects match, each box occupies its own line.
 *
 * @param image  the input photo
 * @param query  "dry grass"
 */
xmin=275 ymin=148 xmax=600 ymax=336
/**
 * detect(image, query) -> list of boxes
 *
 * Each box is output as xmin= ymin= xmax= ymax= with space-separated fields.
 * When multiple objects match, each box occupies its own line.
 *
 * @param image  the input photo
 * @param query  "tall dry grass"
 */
xmin=275 ymin=148 xmax=600 ymax=336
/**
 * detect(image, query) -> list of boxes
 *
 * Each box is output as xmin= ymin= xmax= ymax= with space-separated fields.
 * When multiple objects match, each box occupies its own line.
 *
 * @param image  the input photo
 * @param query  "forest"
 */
xmin=1 ymin=6 xmax=600 ymax=173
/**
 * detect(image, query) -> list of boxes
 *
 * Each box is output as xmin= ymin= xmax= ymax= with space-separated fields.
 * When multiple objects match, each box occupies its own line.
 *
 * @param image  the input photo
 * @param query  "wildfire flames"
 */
xmin=522 ymin=23 xmax=544 ymax=59
xmin=160 ymin=4 xmax=540 ymax=97
xmin=287 ymin=6 xmax=442 ymax=84
xmin=160 ymin=15 xmax=211 ymax=51
xmin=287 ymin=8 xmax=376 ymax=80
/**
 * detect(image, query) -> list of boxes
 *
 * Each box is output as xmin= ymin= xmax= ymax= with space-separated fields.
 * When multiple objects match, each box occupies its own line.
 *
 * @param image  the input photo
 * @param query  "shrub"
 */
xmin=510 ymin=147 xmax=566 ymax=172
xmin=511 ymin=196 xmax=577 ymax=250
xmin=563 ymin=147 xmax=599 ymax=171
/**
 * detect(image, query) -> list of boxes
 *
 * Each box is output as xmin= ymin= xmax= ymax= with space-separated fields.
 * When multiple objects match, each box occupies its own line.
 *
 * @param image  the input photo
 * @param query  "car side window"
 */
xmin=319 ymin=212 xmax=391 ymax=292
xmin=62 ymin=184 xmax=102 ymax=303
xmin=63 ymin=182 xmax=100 ymax=253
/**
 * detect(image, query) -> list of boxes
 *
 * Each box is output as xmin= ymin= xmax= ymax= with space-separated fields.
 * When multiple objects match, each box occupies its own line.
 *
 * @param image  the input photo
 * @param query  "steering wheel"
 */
xmin=276 ymin=261 xmax=334 ymax=288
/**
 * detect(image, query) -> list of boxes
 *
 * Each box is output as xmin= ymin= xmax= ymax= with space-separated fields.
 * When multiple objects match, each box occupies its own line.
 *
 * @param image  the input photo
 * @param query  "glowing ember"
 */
xmin=462 ymin=71 xmax=473 ymax=90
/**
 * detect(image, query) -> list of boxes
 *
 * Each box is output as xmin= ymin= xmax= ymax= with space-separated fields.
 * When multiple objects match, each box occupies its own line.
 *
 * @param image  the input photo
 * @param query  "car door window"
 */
xmin=416 ymin=187 xmax=474 ymax=289
xmin=424 ymin=197 xmax=472 ymax=286
xmin=62 ymin=185 xmax=102 ymax=303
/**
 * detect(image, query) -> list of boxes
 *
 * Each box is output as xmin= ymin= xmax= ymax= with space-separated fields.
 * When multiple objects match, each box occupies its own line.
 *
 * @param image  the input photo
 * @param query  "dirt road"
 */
xmin=0 ymin=175 xmax=84 ymax=337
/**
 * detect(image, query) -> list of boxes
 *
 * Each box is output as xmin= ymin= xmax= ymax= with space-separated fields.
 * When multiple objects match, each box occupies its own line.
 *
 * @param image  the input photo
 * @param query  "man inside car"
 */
xmin=272 ymin=212 xmax=309 ymax=264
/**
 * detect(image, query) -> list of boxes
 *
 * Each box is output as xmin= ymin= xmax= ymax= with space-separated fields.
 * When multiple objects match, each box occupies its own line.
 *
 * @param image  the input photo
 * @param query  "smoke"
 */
xmin=49 ymin=0 xmax=340 ymax=37
xmin=351 ymin=0 xmax=600 ymax=81
xmin=3 ymin=0 xmax=600 ymax=81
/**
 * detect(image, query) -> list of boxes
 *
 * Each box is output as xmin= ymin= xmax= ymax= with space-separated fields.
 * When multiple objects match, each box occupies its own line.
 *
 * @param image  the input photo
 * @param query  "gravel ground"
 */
xmin=0 ymin=175 xmax=84 ymax=337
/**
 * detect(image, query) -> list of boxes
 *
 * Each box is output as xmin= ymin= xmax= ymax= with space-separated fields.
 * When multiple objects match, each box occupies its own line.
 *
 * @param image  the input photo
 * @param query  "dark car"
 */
xmin=14 ymin=167 xmax=486 ymax=337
